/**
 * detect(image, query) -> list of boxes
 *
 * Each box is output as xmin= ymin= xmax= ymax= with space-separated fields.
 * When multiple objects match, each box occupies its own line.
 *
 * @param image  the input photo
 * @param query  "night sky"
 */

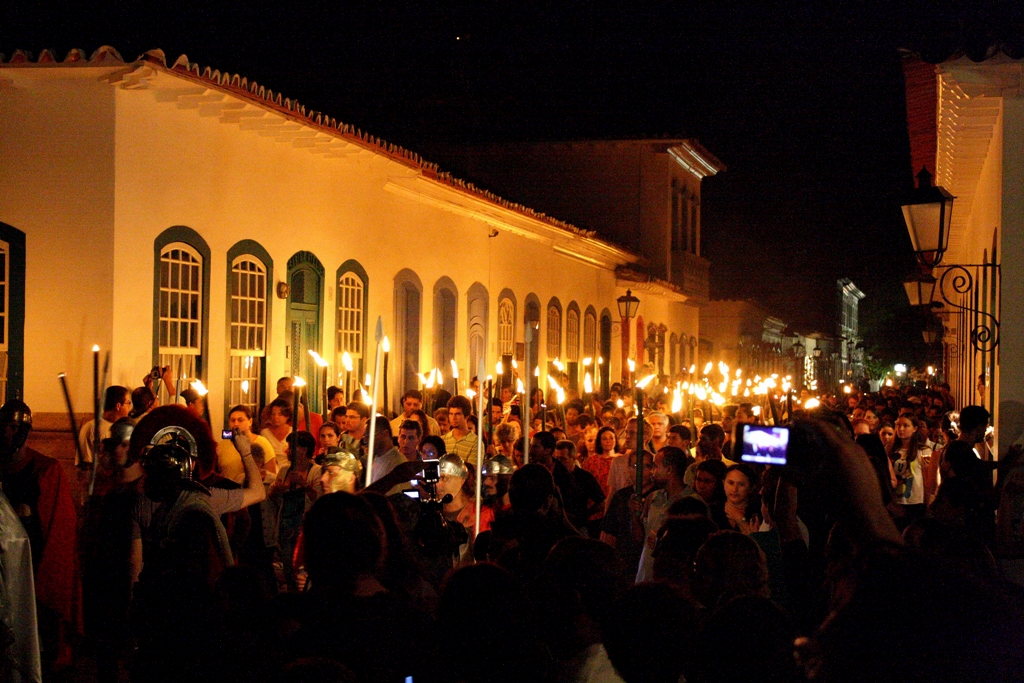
xmin=6 ymin=2 xmax=1024 ymax=366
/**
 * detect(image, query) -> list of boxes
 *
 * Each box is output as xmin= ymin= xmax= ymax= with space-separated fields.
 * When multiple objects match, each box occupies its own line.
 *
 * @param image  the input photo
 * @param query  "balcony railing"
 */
xmin=671 ymin=250 xmax=710 ymax=302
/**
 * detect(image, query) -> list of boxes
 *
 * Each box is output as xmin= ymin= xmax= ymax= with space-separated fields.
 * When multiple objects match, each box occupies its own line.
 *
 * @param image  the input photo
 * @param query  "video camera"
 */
xmin=412 ymin=458 xmax=468 ymax=562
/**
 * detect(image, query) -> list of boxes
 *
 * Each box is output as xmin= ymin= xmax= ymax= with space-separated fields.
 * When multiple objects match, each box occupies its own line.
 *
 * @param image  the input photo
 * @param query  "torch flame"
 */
xmin=341 ymin=352 xmax=354 ymax=372
xmin=450 ymin=359 xmax=459 ymax=378
xmin=190 ymin=379 xmax=209 ymax=396
xmin=293 ymin=376 xmax=307 ymax=388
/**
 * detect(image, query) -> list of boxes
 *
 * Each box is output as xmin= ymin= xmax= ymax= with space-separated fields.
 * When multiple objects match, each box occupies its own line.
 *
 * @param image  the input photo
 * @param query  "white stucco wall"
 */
xmin=2 ymin=64 xmax=701 ymax=429
xmin=0 ymin=68 xmax=117 ymax=413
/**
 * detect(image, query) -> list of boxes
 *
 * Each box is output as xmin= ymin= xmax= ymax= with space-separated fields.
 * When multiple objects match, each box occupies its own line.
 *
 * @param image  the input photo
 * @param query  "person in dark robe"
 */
xmin=0 ymin=398 xmax=81 ymax=673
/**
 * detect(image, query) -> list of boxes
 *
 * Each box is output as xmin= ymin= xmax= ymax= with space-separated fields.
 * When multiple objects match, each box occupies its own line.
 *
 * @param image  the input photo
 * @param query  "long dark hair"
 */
xmin=595 ymin=426 xmax=618 ymax=456
xmin=890 ymin=415 xmax=927 ymax=463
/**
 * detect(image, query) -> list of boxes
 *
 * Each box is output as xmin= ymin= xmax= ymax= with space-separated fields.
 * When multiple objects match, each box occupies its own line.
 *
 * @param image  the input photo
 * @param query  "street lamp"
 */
xmin=902 ymin=167 xmax=955 ymax=268
xmin=903 ymin=271 xmax=939 ymax=307
xmin=792 ymin=341 xmax=805 ymax=357
xmin=812 ymin=347 xmax=822 ymax=359
xmin=617 ymin=289 xmax=640 ymax=320
xmin=617 ymin=289 xmax=640 ymax=386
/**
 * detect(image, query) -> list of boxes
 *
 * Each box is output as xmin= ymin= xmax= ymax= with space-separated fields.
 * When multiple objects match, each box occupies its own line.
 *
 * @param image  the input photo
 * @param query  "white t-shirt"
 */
xmin=894 ymin=446 xmax=930 ymax=506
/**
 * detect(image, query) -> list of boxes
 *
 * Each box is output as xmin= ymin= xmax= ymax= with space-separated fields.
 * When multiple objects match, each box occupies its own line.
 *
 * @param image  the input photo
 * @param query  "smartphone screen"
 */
xmin=222 ymin=429 xmax=234 ymax=440
xmin=739 ymin=425 xmax=789 ymax=465
xmin=403 ymin=490 xmax=420 ymax=499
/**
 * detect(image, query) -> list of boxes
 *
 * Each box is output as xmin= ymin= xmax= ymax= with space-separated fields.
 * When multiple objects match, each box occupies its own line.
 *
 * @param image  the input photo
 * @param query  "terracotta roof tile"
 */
xmin=1 ymin=46 xmax=615 ymax=245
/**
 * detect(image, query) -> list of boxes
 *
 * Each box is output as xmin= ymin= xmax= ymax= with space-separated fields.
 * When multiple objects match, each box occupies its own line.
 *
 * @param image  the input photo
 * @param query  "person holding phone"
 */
xmin=217 ymin=405 xmax=277 ymax=485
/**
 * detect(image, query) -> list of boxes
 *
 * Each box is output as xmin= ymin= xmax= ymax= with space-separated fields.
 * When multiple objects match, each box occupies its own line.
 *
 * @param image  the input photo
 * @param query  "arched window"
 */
xmin=394 ymin=269 xmax=423 ymax=400
xmin=227 ymin=243 xmax=271 ymax=418
xmin=583 ymin=307 xmax=597 ymax=359
xmin=336 ymin=260 xmax=368 ymax=401
xmin=498 ymin=296 xmax=515 ymax=359
xmin=0 ymin=223 xmax=25 ymax=402
xmin=669 ymin=332 xmax=679 ymax=378
xmin=547 ymin=299 xmax=562 ymax=361
xmin=599 ymin=311 xmax=612 ymax=397
xmin=158 ymin=242 xmax=204 ymax=387
xmin=525 ymin=295 xmax=541 ymax=374
xmin=434 ymin=277 xmax=458 ymax=392
xmin=566 ymin=304 xmax=580 ymax=362
xmin=467 ymin=283 xmax=489 ymax=379
xmin=287 ymin=251 xmax=325 ymax=413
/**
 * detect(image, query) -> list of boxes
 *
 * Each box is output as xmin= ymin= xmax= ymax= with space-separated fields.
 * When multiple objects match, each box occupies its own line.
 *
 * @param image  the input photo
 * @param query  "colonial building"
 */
xmin=0 ymin=47 xmax=722 ymax=458
xmin=425 ymin=138 xmax=724 ymax=383
xmin=902 ymin=52 xmax=1020 ymax=455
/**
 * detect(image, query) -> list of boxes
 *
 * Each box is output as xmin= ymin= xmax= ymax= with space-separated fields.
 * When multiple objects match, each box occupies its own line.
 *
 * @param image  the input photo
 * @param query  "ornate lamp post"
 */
xmin=617 ymin=289 xmax=640 ymax=386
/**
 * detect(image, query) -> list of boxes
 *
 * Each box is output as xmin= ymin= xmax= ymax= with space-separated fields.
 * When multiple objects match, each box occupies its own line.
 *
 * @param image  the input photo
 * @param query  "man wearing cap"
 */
xmin=319 ymin=449 xmax=362 ymax=495
xmin=0 ymin=398 xmax=81 ymax=671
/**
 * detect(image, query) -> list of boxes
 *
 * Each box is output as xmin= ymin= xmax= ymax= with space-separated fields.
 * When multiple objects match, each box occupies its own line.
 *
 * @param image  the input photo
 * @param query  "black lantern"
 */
xmin=902 ymin=167 xmax=954 ymax=268
xmin=922 ymin=328 xmax=940 ymax=344
xmin=903 ymin=272 xmax=938 ymax=307
xmin=617 ymin=289 xmax=640 ymax=321
xmin=792 ymin=341 xmax=805 ymax=357
xmin=813 ymin=347 xmax=822 ymax=359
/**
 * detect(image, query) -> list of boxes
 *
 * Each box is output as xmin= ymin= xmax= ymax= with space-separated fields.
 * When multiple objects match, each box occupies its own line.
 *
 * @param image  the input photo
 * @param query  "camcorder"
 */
xmin=411 ymin=458 xmax=468 ymax=562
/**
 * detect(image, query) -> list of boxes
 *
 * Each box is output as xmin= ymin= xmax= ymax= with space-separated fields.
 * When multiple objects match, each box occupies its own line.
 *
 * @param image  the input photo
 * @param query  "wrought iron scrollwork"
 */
xmin=937 ymin=264 xmax=1000 ymax=353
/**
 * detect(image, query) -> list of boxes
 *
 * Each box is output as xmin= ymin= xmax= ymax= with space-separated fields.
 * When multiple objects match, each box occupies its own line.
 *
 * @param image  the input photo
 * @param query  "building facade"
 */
xmin=426 ymin=138 xmax=724 ymax=384
xmin=0 ymin=47 xmax=719 ymax=458
xmin=903 ymin=52 xmax=1021 ymax=455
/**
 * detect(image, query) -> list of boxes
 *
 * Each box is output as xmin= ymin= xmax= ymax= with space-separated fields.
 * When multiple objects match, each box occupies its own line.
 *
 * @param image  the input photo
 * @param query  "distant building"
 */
xmin=699 ymin=299 xmax=788 ymax=377
xmin=428 ymin=138 xmax=725 ymax=381
xmin=837 ymin=278 xmax=865 ymax=381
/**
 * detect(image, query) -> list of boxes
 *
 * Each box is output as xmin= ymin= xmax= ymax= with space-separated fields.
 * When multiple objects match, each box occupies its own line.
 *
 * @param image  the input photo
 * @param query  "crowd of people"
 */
xmin=1 ymin=368 xmax=1022 ymax=683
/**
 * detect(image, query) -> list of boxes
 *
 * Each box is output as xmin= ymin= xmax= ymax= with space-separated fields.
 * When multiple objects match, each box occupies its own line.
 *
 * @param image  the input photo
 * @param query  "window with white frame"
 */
xmin=566 ymin=307 xmax=580 ymax=362
xmin=337 ymin=272 xmax=365 ymax=396
xmin=228 ymin=256 xmax=266 ymax=414
xmin=498 ymin=298 xmax=515 ymax=357
xmin=159 ymin=243 xmax=203 ymax=384
xmin=547 ymin=304 xmax=562 ymax=359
